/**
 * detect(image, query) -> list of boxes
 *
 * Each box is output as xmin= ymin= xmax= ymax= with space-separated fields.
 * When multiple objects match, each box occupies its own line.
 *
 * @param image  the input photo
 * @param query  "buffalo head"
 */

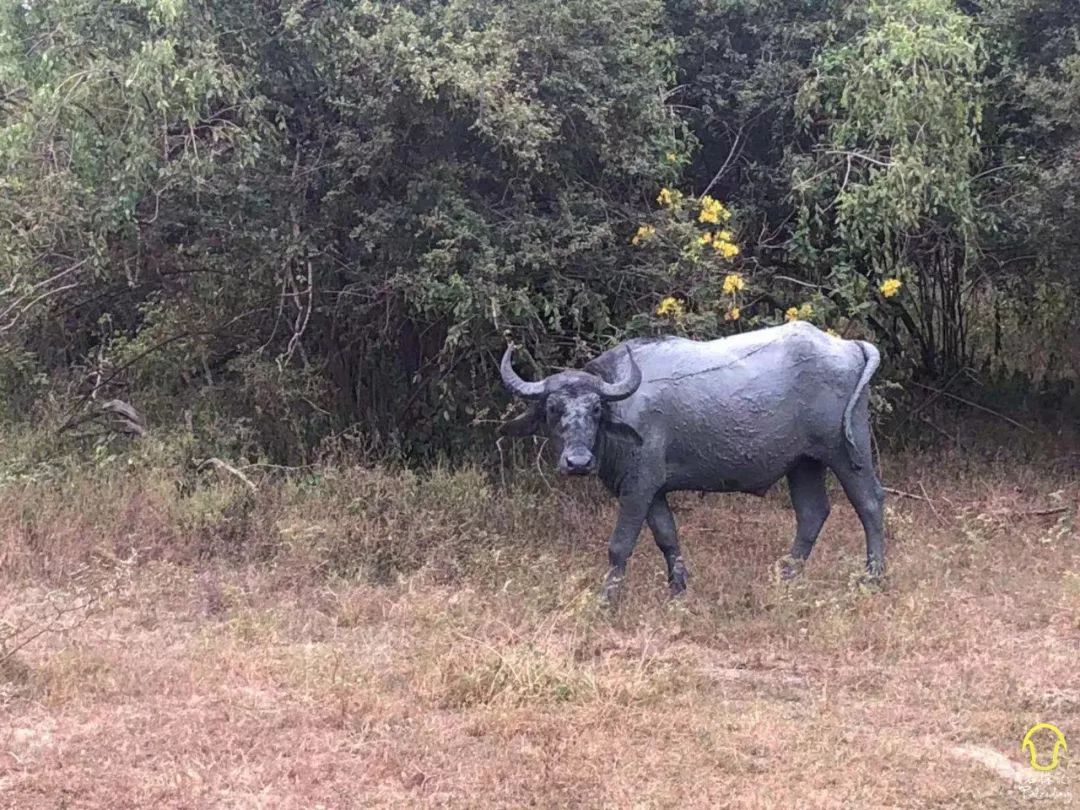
xmin=499 ymin=345 xmax=642 ymax=475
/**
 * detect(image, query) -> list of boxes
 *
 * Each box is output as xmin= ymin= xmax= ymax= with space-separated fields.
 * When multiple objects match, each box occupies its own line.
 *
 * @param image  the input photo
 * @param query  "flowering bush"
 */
xmin=631 ymin=189 xmax=748 ymax=333
xmin=633 ymin=186 xmax=906 ymax=339
xmin=880 ymin=278 xmax=902 ymax=298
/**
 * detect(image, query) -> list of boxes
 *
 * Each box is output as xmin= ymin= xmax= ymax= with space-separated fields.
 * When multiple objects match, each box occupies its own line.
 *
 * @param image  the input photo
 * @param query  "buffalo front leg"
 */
xmin=646 ymin=495 xmax=689 ymax=596
xmin=602 ymin=495 xmax=652 ymax=605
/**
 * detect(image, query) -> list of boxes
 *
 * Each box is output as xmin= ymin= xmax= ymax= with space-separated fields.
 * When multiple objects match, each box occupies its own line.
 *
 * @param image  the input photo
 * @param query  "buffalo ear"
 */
xmin=601 ymin=413 xmax=643 ymax=445
xmin=499 ymin=403 xmax=544 ymax=437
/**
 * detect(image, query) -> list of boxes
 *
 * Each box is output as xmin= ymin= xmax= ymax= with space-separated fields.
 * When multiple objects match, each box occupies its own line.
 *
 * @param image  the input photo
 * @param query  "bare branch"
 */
xmin=822 ymin=149 xmax=892 ymax=167
xmin=772 ymin=275 xmax=828 ymax=291
xmin=701 ymin=127 xmax=744 ymax=198
xmin=1 ymin=574 xmax=119 ymax=666
xmin=281 ymin=259 xmax=314 ymax=368
xmin=0 ymin=258 xmax=90 ymax=335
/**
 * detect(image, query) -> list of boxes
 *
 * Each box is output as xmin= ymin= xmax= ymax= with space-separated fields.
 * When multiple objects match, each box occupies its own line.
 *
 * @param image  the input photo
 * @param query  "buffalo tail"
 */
xmin=842 ymin=341 xmax=880 ymax=470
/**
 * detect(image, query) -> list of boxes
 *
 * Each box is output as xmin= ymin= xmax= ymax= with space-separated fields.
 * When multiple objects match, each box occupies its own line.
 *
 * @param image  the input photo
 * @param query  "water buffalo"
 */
xmin=499 ymin=321 xmax=885 ymax=602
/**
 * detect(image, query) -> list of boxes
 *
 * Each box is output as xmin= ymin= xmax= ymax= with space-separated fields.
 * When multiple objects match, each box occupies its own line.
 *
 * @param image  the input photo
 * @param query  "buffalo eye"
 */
xmin=591 ymin=402 xmax=602 ymax=417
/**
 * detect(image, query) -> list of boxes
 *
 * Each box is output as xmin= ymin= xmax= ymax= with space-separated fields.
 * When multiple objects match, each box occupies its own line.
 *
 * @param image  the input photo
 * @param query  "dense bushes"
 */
xmin=1 ymin=0 xmax=1078 ymax=463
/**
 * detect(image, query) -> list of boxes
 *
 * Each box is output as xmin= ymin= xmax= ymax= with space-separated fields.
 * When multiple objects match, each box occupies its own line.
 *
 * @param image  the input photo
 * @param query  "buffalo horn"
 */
xmin=598 ymin=348 xmax=642 ymax=401
xmin=500 ymin=346 xmax=547 ymax=400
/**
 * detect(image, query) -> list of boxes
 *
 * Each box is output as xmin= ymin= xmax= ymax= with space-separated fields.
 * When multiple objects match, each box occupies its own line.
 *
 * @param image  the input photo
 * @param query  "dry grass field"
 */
xmin=1 ymin=449 xmax=1077 ymax=808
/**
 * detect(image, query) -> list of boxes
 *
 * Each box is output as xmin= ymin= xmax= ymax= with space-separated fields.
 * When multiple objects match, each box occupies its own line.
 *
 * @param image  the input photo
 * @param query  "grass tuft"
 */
xmin=0 ymin=447 xmax=1077 ymax=806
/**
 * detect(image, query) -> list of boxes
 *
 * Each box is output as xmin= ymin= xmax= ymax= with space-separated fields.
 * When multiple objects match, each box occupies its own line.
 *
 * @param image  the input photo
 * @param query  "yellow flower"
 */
xmin=698 ymin=195 xmax=731 ymax=224
xmin=826 ymin=328 xmax=840 ymax=338
xmin=798 ymin=303 xmax=814 ymax=319
xmin=698 ymin=232 xmax=713 ymax=246
xmin=656 ymin=296 xmax=685 ymax=318
xmin=722 ymin=273 xmax=745 ymax=295
xmin=785 ymin=306 xmax=800 ymax=322
xmin=724 ymin=306 xmax=741 ymax=321
xmin=666 ymin=152 xmax=679 ymax=163
xmin=657 ymin=187 xmax=674 ymax=206
xmin=631 ymin=224 xmax=656 ymax=245
xmin=717 ymin=230 xmax=733 ymax=242
xmin=880 ymin=278 xmax=903 ymax=298
xmin=715 ymin=241 xmax=740 ymax=259
xmin=699 ymin=200 xmax=719 ymax=224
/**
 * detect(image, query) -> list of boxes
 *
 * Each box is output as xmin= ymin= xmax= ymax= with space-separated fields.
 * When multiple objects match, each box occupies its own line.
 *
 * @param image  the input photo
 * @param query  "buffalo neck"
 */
xmin=594 ymin=427 xmax=639 ymax=496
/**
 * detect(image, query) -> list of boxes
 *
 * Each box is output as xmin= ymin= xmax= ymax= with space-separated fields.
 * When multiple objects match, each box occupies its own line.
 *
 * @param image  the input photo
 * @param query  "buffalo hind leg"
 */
xmin=602 ymin=494 xmax=653 ymax=605
xmin=647 ymin=495 xmax=689 ymax=596
xmin=831 ymin=403 xmax=886 ymax=581
xmin=825 ymin=410 xmax=886 ymax=582
xmin=832 ymin=464 xmax=886 ymax=581
xmin=780 ymin=459 xmax=831 ymax=579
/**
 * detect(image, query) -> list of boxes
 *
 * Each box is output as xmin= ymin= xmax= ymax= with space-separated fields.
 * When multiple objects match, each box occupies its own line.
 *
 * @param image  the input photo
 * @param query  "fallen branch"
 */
xmin=1000 ymin=506 xmax=1071 ymax=518
xmin=496 ymin=435 xmax=508 ymax=490
xmin=196 ymin=458 xmax=258 ymax=493
xmin=919 ymin=415 xmax=963 ymax=448
xmin=882 ymin=489 xmax=1072 ymax=520
xmin=1 ymin=588 xmax=103 ymax=666
xmin=58 ymin=398 xmax=146 ymax=437
xmin=238 ymin=462 xmax=317 ymax=472
xmin=883 ymin=486 xmax=931 ymax=502
xmin=99 ymin=399 xmax=147 ymax=436
xmin=918 ymin=481 xmax=943 ymax=523
xmin=910 ymin=382 xmax=1033 ymax=434
xmin=905 ymin=368 xmax=966 ymax=427
xmin=883 ymin=485 xmax=945 ymax=525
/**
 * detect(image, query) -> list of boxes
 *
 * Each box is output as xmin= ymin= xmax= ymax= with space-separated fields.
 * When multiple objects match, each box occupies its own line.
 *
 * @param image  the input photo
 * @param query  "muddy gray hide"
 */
xmin=499 ymin=321 xmax=885 ymax=602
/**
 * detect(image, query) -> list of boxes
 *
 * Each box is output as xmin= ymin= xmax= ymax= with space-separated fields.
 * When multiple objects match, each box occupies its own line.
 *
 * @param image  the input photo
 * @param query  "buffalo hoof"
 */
xmin=860 ymin=560 xmax=886 ymax=588
xmin=601 ymin=571 xmax=625 ymax=607
xmin=852 ymin=562 xmax=886 ymax=593
xmin=774 ymin=555 xmax=806 ymax=582
xmin=668 ymin=558 xmax=689 ymax=597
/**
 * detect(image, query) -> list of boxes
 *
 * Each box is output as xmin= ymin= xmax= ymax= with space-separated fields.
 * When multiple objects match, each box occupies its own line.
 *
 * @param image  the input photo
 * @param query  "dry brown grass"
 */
xmin=1 ymin=451 xmax=1078 ymax=808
